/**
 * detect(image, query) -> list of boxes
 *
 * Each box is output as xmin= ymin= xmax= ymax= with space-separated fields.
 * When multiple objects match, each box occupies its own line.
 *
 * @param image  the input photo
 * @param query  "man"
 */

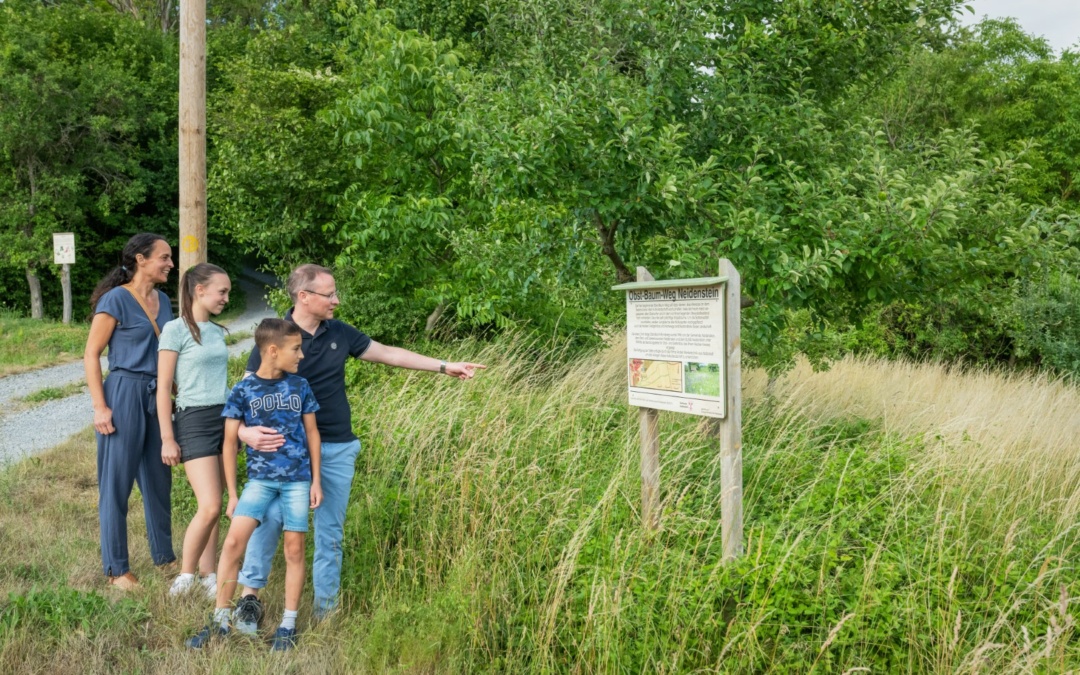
xmin=234 ymin=264 xmax=484 ymax=629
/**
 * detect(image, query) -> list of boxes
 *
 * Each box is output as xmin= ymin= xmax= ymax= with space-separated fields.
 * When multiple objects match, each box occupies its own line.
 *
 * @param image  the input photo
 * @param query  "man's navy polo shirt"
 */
xmin=246 ymin=309 xmax=372 ymax=443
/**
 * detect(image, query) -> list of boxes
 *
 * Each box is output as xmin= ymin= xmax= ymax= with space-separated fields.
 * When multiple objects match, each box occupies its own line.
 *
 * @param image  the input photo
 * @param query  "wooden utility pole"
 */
xmin=179 ymin=0 xmax=207 ymax=273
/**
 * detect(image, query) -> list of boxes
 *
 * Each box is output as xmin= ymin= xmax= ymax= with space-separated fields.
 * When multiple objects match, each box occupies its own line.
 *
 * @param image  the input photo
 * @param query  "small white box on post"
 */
xmin=613 ymin=259 xmax=743 ymax=560
xmin=53 ymin=232 xmax=75 ymax=324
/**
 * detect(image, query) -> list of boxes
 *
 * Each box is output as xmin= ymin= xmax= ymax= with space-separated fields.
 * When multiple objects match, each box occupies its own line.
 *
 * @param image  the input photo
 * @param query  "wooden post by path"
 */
xmin=637 ymin=266 xmax=661 ymax=532
xmin=179 ymin=0 xmax=207 ymax=273
xmin=719 ymin=258 xmax=743 ymax=560
xmin=61 ymin=263 xmax=71 ymax=324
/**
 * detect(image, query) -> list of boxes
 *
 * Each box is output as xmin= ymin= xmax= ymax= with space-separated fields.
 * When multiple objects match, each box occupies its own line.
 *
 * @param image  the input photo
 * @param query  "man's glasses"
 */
xmin=303 ymin=289 xmax=339 ymax=300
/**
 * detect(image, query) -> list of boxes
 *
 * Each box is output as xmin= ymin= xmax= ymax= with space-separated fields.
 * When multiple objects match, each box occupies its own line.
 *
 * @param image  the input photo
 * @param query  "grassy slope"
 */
xmin=0 ymin=287 xmax=247 ymax=378
xmin=0 ymin=339 xmax=1077 ymax=673
xmin=0 ymin=316 xmax=89 ymax=377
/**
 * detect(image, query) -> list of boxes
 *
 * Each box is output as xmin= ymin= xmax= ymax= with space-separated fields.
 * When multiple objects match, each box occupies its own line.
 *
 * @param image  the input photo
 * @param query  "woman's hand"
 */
xmin=226 ymin=494 xmax=238 ymax=518
xmin=93 ymin=406 xmax=116 ymax=435
xmin=161 ymin=438 xmax=181 ymax=466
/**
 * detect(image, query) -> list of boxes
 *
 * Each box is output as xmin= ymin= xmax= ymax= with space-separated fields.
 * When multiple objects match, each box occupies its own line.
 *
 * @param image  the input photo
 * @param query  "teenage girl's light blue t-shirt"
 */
xmin=158 ymin=318 xmax=230 ymax=410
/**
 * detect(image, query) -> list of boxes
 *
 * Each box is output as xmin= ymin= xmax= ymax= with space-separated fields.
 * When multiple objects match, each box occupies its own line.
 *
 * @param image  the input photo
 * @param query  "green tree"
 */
xmin=0 ymin=1 xmax=177 ymax=318
xmin=869 ymin=19 xmax=1080 ymax=205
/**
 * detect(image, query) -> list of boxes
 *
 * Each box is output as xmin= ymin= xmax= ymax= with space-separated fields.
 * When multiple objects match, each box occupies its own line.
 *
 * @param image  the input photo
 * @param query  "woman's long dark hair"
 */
xmin=180 ymin=263 xmax=229 ymax=345
xmin=89 ymin=233 xmax=168 ymax=312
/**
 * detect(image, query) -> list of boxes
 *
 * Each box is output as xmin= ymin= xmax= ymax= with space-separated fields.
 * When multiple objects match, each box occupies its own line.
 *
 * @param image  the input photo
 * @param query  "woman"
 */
xmin=157 ymin=263 xmax=232 ymax=598
xmin=84 ymin=233 xmax=177 ymax=590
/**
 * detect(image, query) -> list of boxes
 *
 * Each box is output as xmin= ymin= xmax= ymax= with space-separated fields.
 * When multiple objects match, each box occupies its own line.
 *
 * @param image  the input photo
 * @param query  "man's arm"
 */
xmin=236 ymin=374 xmax=286 ymax=451
xmin=360 ymin=341 xmax=486 ymax=380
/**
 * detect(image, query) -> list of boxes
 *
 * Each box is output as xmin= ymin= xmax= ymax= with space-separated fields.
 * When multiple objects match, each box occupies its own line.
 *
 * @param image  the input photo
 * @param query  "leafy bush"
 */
xmin=1009 ymin=272 xmax=1080 ymax=376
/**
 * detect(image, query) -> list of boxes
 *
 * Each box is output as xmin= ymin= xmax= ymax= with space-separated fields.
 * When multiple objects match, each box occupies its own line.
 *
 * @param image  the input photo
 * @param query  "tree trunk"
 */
xmin=594 ymin=213 xmax=634 ymax=284
xmin=25 ymin=159 xmax=43 ymax=319
xmin=26 ymin=267 xmax=43 ymax=320
xmin=425 ymin=302 xmax=448 ymax=337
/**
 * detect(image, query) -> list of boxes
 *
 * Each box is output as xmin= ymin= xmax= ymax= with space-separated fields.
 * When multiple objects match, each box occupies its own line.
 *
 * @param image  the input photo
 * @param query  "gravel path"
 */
xmin=0 ymin=272 xmax=278 ymax=466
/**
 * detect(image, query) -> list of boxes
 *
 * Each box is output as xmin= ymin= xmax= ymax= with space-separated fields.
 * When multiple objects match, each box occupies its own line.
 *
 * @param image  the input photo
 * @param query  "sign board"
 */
xmin=53 ymin=232 xmax=75 ymax=265
xmin=613 ymin=277 xmax=727 ymax=418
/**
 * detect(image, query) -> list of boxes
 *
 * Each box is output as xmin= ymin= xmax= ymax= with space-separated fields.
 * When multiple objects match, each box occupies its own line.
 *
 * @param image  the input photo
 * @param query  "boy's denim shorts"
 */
xmin=234 ymin=479 xmax=311 ymax=532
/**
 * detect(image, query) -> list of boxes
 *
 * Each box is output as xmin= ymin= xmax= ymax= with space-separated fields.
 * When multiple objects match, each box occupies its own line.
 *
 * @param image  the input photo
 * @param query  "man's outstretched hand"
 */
xmin=444 ymin=362 xmax=486 ymax=380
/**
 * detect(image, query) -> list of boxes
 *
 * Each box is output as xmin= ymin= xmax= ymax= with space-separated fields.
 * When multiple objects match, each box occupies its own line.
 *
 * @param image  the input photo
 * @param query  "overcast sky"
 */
xmin=958 ymin=1 xmax=1080 ymax=53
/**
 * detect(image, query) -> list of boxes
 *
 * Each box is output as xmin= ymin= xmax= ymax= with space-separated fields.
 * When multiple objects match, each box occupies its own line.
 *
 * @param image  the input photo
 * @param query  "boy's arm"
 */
xmin=304 ymin=412 xmax=322 ymax=509
xmin=223 ymin=418 xmax=242 ymax=517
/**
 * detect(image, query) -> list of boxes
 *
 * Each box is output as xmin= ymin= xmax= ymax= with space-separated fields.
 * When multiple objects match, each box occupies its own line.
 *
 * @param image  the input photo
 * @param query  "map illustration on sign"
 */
xmin=629 ymin=359 xmax=683 ymax=392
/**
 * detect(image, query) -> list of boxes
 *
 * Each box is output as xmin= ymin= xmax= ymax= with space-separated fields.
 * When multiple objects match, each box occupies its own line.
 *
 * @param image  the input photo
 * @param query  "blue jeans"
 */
xmin=238 ymin=439 xmax=360 ymax=612
xmin=234 ymin=479 xmax=311 ymax=532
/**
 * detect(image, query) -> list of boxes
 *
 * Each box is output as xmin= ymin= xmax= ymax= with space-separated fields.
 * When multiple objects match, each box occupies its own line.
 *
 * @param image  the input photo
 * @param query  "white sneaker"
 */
xmin=169 ymin=573 xmax=197 ymax=596
xmin=200 ymin=573 xmax=218 ymax=600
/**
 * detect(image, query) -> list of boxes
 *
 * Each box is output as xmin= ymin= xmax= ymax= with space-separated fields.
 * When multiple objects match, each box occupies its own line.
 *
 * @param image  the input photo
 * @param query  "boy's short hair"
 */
xmin=254 ymin=318 xmax=301 ymax=353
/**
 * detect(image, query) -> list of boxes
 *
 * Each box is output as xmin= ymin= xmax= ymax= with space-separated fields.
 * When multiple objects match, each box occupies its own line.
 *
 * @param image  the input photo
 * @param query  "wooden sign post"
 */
xmin=613 ymin=259 xmax=743 ymax=560
xmin=53 ymin=232 xmax=75 ymax=324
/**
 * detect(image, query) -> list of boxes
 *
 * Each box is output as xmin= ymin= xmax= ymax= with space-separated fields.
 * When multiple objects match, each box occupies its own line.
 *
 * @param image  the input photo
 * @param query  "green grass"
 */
xmin=224 ymin=330 xmax=251 ymax=346
xmin=19 ymin=382 xmax=85 ymax=404
xmin=0 ymin=315 xmax=88 ymax=377
xmin=684 ymin=365 xmax=721 ymax=396
xmin=0 ymin=337 xmax=1076 ymax=673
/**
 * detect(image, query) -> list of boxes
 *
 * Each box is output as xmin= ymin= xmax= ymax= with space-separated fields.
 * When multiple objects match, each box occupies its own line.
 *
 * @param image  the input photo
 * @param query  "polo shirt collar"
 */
xmin=283 ymin=308 xmax=327 ymax=338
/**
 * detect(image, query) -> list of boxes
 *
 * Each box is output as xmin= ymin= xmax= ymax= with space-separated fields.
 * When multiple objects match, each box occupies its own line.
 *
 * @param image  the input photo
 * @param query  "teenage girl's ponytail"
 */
xmin=179 ymin=262 xmax=228 ymax=345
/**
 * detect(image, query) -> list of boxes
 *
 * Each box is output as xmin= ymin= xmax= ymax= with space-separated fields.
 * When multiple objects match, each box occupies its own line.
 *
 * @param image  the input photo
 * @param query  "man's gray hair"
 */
xmin=286 ymin=264 xmax=334 ymax=302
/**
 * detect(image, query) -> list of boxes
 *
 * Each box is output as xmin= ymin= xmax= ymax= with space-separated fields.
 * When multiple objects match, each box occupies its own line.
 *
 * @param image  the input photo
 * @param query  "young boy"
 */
xmin=186 ymin=318 xmax=322 ymax=651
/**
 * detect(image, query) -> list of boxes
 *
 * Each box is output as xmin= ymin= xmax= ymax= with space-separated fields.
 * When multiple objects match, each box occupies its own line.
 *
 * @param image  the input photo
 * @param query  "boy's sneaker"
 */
xmin=185 ymin=623 xmax=229 ymax=649
xmin=200 ymin=573 xmax=218 ymax=600
xmin=270 ymin=626 xmax=297 ymax=651
xmin=232 ymin=594 xmax=264 ymax=636
xmin=169 ymin=574 xmax=197 ymax=597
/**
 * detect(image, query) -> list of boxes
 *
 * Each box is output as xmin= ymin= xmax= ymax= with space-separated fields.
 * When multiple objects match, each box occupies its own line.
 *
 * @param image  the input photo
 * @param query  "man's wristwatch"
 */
xmin=439 ymin=361 xmax=447 ymax=374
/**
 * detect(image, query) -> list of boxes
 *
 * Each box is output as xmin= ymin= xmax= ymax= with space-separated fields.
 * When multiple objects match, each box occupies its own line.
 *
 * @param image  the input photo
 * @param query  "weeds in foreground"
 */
xmin=0 ymin=336 xmax=1077 ymax=673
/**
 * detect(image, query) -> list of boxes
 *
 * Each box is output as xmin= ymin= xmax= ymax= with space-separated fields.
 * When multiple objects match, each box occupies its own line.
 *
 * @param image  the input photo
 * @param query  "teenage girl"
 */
xmin=156 ymin=263 xmax=232 ymax=597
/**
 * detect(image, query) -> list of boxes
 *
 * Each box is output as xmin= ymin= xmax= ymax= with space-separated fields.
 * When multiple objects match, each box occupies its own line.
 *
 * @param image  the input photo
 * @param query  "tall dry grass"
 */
xmin=339 ymin=336 xmax=1078 ymax=672
xmin=1 ymin=336 xmax=1077 ymax=673
xmin=756 ymin=356 xmax=1080 ymax=528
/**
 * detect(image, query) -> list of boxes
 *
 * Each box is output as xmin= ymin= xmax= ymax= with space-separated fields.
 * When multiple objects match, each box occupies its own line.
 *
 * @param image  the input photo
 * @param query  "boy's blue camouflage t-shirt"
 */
xmin=222 ymin=374 xmax=320 ymax=482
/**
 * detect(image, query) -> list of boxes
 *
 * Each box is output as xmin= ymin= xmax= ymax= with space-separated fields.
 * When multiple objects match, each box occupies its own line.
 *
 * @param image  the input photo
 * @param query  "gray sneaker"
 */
xmin=232 ymin=594 xmax=263 ymax=636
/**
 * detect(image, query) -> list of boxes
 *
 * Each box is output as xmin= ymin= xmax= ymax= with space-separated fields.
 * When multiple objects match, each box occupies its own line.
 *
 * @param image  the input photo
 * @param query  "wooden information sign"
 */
xmin=53 ymin=232 xmax=75 ymax=324
xmin=613 ymin=259 xmax=743 ymax=560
